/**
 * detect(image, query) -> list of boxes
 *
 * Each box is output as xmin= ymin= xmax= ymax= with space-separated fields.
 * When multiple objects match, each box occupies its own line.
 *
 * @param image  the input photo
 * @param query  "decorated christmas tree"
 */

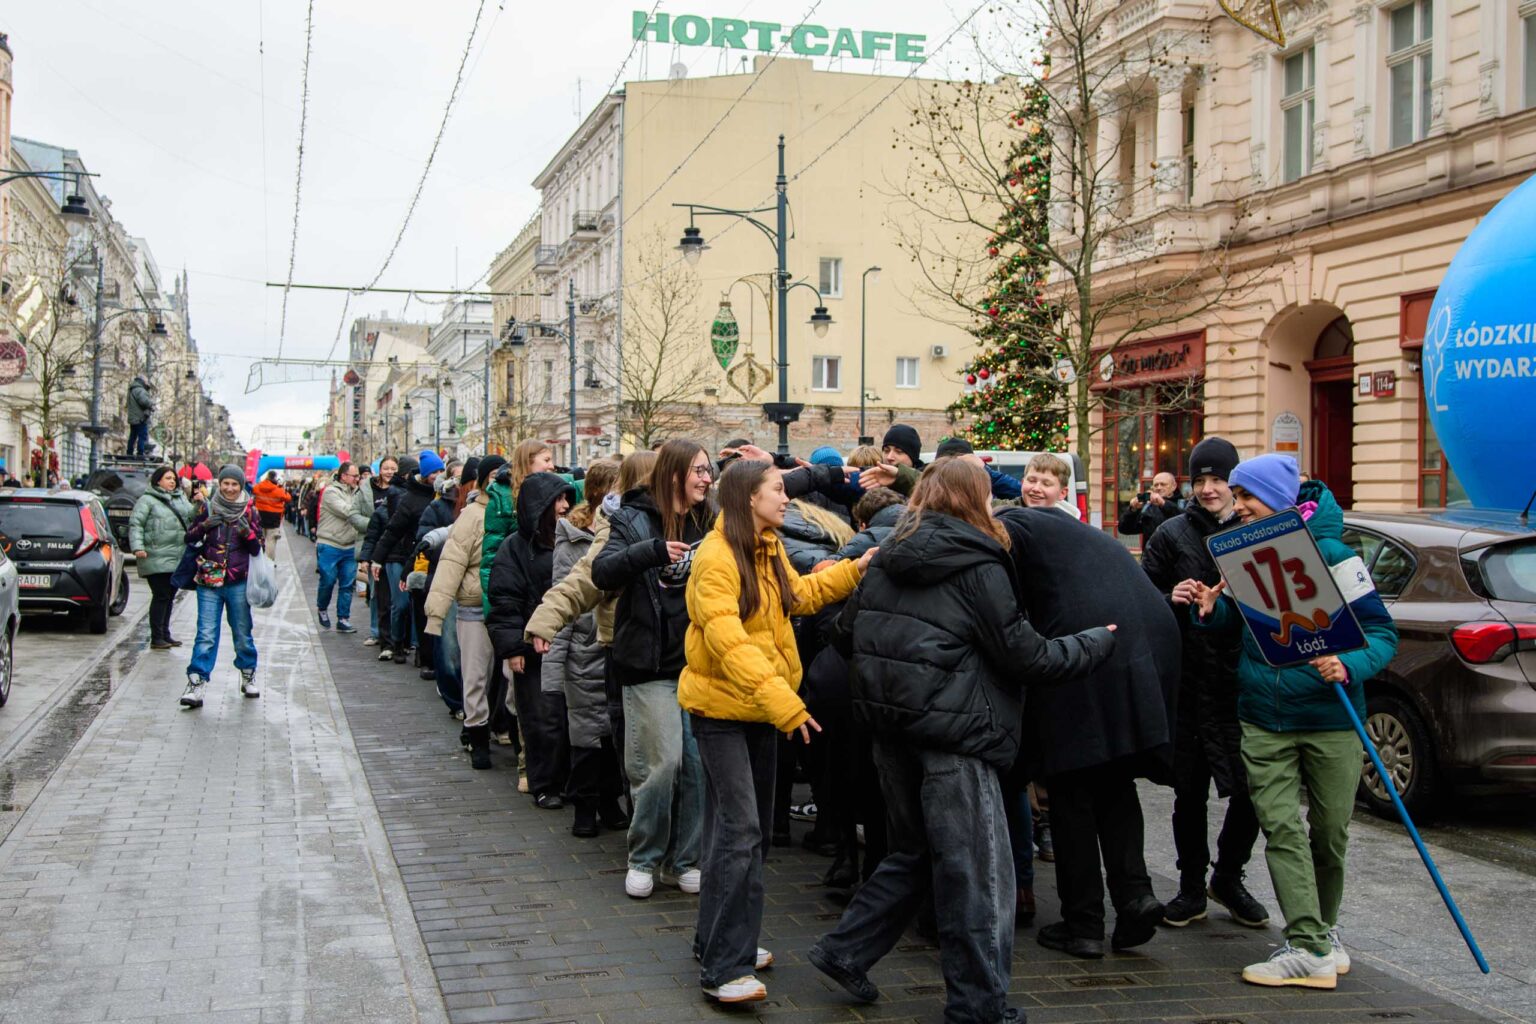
xmin=948 ymin=77 xmax=1069 ymax=451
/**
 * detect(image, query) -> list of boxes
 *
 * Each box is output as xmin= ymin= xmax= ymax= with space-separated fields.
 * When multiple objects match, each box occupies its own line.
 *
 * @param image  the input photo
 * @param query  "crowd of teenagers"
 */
xmin=133 ymin=423 xmax=1398 ymax=1021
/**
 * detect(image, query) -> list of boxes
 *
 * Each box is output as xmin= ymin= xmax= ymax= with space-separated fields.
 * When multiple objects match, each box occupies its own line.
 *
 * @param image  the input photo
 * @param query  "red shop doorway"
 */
xmin=1305 ymin=315 xmax=1355 ymax=510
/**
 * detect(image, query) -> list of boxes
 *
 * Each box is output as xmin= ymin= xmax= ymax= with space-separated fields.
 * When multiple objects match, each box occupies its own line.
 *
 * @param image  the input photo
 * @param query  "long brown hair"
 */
xmin=717 ymin=460 xmax=794 ymax=621
xmin=652 ymin=439 xmax=713 ymax=542
xmin=510 ymin=439 xmax=551 ymax=497
xmin=616 ymin=449 xmax=657 ymax=496
xmin=890 ymin=456 xmax=1010 ymax=550
xmin=566 ymin=456 xmax=621 ymax=532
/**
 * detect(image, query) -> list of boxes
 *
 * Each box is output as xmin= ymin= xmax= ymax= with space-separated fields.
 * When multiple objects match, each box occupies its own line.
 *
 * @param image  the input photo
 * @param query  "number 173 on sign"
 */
xmin=1205 ymin=508 xmax=1367 ymax=667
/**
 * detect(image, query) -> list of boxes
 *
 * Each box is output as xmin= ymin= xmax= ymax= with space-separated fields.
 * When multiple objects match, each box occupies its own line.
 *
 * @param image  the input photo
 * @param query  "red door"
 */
xmin=1312 ymin=378 xmax=1355 ymax=510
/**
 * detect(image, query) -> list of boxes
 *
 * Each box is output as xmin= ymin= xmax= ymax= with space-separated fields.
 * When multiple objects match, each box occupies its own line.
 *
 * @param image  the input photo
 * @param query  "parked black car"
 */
xmin=1341 ymin=509 xmax=1536 ymax=817
xmin=0 ymin=488 xmax=128 ymax=634
xmin=85 ymin=461 xmax=155 ymax=553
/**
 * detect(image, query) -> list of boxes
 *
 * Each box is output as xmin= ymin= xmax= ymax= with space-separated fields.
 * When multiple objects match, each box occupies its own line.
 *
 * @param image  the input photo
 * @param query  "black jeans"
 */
xmin=817 ymin=741 xmax=1014 ymax=1024
xmin=1172 ymin=751 xmax=1262 ymax=890
xmin=691 ymin=716 xmax=777 ymax=988
xmin=513 ymin=667 xmax=570 ymax=798
xmin=146 ymin=573 xmax=176 ymax=642
xmin=568 ymin=737 xmax=624 ymax=806
xmin=1045 ymin=760 xmax=1156 ymax=940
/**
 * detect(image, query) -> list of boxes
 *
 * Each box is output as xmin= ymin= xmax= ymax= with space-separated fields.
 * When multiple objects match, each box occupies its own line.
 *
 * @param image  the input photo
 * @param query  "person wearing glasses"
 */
xmin=315 ymin=461 xmax=371 ymax=633
xmin=592 ymin=440 xmax=716 ymax=902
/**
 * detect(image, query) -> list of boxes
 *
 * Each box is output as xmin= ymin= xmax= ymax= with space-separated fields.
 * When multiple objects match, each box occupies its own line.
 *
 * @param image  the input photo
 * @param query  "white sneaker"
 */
xmin=363 ymin=636 xmax=379 ymax=647
xmin=179 ymin=676 xmax=206 ymax=709
xmin=1242 ymin=942 xmax=1337 ymax=989
xmin=625 ymin=868 xmax=655 ymax=899
xmin=661 ymin=868 xmax=701 ymax=893
xmin=1330 ymin=928 xmax=1350 ymax=975
xmin=756 ymin=947 xmax=773 ymax=970
xmin=703 ymin=975 xmax=766 ymax=1003
xmin=239 ymin=670 xmax=259 ymax=699
xmin=377 ymin=648 xmax=394 ymax=661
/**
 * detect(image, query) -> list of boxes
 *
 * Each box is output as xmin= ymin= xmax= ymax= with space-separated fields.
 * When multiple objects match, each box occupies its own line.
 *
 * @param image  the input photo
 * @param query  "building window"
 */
xmin=895 ymin=357 xmax=919 ymax=389
xmin=1524 ymin=1 xmax=1536 ymax=108
xmin=1281 ymin=47 xmax=1316 ymax=183
xmin=811 ymin=356 xmax=842 ymax=391
xmin=1387 ymin=0 xmax=1433 ymax=150
xmin=1101 ymin=383 xmax=1203 ymax=549
xmin=818 ymin=258 xmax=843 ymax=299
xmin=1400 ymin=289 xmax=1466 ymax=506
xmin=1182 ymin=106 xmax=1196 ymax=202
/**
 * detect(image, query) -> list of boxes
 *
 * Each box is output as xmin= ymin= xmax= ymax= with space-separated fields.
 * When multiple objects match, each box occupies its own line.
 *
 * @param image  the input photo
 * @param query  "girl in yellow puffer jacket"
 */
xmin=679 ymin=459 xmax=874 ymax=1005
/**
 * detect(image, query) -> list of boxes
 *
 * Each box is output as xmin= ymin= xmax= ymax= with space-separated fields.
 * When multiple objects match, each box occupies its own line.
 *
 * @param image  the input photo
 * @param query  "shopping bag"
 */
xmin=247 ymin=551 xmax=279 ymax=609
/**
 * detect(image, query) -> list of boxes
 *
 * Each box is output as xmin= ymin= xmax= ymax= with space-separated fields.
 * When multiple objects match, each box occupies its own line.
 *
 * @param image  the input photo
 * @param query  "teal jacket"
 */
xmin=479 ymin=473 xmax=584 ymax=615
xmin=128 ymin=488 xmax=195 ymax=577
xmin=1195 ymin=481 xmax=1399 ymax=733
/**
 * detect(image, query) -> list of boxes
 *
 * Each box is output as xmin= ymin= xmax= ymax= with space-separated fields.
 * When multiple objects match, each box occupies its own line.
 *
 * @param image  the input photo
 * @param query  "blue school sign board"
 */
xmin=1205 ymin=509 xmax=1367 ymax=667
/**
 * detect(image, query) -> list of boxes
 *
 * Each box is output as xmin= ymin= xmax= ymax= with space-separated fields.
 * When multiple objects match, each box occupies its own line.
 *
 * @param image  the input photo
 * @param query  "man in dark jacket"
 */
xmin=997 ymin=506 xmax=1180 ymax=960
xmin=813 ymin=500 xmax=1113 ymax=1023
xmin=126 ymin=376 xmax=155 ymax=458
xmin=1140 ymin=437 xmax=1268 ymax=929
xmin=370 ymin=452 xmax=442 ymax=664
xmin=1117 ymin=471 xmax=1183 ymax=547
xmin=487 ymin=471 xmax=577 ymax=809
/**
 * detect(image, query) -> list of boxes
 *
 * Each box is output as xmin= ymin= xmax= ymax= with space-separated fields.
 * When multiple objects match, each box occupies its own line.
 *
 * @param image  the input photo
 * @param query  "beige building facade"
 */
xmin=512 ymin=57 xmax=977 ymax=459
xmin=1050 ymin=0 xmax=1536 ymax=533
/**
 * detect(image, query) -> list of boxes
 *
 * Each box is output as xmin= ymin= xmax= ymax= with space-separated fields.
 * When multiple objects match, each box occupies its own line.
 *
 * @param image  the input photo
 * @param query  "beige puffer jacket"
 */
xmin=525 ymin=513 xmax=619 ymax=645
xmin=424 ymin=492 xmax=487 ymax=635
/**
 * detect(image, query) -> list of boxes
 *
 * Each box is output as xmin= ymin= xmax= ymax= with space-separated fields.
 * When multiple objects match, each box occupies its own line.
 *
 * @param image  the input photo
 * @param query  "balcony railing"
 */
xmin=571 ymin=210 xmax=600 ymax=236
xmin=533 ymin=244 xmax=558 ymax=268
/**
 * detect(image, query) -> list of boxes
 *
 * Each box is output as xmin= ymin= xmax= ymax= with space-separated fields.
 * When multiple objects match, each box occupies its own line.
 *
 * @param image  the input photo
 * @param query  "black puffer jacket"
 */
xmin=371 ymin=475 xmax=435 ymax=565
xmin=1140 ymin=501 xmax=1246 ymax=795
xmin=591 ymin=487 xmax=711 ymax=685
xmin=839 ymin=511 xmax=1114 ymax=769
xmin=997 ymin=506 xmax=1180 ymax=781
xmin=833 ymin=503 xmax=903 ymax=562
xmin=486 ymin=473 xmax=577 ymax=662
xmin=778 ymin=505 xmax=842 ymax=574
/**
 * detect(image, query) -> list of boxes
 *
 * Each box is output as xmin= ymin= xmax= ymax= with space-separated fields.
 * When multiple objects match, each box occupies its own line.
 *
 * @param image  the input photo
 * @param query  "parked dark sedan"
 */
xmin=1341 ymin=509 xmax=1536 ymax=817
xmin=0 ymin=489 xmax=129 ymax=634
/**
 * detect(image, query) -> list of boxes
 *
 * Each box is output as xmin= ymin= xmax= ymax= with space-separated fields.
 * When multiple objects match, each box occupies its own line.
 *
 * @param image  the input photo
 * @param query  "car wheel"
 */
xmin=0 ymin=623 xmax=12 ymax=707
xmin=87 ymin=597 xmax=109 ymax=635
xmin=1359 ymin=694 xmax=1441 ymax=819
xmin=109 ymin=570 xmax=130 ymax=616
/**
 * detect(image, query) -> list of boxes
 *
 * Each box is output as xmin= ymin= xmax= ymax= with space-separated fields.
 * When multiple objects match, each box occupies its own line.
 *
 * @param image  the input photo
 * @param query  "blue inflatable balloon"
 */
xmin=1424 ymin=174 xmax=1536 ymax=511
xmin=256 ymin=454 xmax=340 ymax=477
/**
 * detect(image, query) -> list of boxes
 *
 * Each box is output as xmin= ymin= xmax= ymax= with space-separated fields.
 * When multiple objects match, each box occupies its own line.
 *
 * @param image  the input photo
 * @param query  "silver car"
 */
xmin=0 ymin=541 xmax=17 ymax=706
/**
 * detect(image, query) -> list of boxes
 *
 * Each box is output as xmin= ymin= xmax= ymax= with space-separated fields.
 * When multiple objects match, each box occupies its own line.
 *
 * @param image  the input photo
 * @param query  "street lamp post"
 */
xmin=503 ymin=281 xmax=580 ymax=466
xmin=675 ymin=136 xmax=833 ymax=456
xmin=859 ymin=265 xmax=882 ymax=443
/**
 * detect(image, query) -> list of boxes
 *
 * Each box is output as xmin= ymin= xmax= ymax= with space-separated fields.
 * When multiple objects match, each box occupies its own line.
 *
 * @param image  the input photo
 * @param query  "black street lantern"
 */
xmin=808 ymin=306 xmax=833 ymax=338
xmin=675 ymin=225 xmax=710 ymax=266
xmin=60 ymin=194 xmax=92 ymax=234
xmin=151 ymin=320 xmax=168 ymax=339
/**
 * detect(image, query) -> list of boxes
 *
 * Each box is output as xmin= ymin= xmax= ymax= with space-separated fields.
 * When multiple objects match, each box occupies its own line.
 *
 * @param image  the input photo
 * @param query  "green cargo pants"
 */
xmin=1240 ymin=722 xmax=1363 ymax=957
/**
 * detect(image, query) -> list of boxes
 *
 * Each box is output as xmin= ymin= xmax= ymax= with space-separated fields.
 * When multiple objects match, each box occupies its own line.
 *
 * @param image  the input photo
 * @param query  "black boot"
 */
xmin=571 ymin=801 xmax=599 ymax=838
xmin=467 ymin=725 xmax=492 ymax=770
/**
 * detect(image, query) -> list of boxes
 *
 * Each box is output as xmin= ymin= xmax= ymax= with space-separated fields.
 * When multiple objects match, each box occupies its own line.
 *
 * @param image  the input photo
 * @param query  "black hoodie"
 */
xmin=838 ymin=511 xmax=1113 ymax=769
xmin=486 ymin=472 xmax=577 ymax=662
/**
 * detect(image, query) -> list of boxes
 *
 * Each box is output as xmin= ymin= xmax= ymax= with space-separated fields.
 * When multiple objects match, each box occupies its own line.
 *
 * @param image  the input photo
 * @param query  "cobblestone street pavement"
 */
xmin=0 ymin=532 xmax=1521 ymax=1023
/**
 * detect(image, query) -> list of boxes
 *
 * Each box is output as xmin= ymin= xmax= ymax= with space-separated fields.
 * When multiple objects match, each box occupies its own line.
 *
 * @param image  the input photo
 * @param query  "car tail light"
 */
xmin=1451 ymin=621 xmax=1536 ymax=663
xmin=74 ymin=507 xmax=98 ymax=559
xmin=1491 ymin=753 xmax=1536 ymax=766
xmin=1076 ymin=491 xmax=1090 ymax=523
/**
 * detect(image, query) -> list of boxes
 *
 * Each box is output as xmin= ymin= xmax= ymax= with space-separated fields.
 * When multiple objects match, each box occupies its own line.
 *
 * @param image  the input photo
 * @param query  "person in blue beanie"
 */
xmin=1184 ymin=453 xmax=1398 ymax=991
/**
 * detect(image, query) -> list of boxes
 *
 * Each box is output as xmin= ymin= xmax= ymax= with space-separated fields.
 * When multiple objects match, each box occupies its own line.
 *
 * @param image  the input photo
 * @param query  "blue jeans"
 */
xmin=691 ymin=716 xmax=777 ymax=988
xmin=187 ymin=582 xmax=257 ymax=680
xmin=315 ymin=544 xmax=356 ymax=620
xmin=1004 ymin=782 xmax=1035 ymax=890
xmin=384 ymin=563 xmax=411 ymax=648
xmin=816 ymin=741 xmax=1014 ymax=1024
xmin=127 ymin=421 xmax=149 ymax=457
xmin=433 ymin=602 xmax=463 ymax=713
xmin=369 ymin=569 xmax=382 ymax=638
xmin=621 ymin=679 xmax=703 ymax=873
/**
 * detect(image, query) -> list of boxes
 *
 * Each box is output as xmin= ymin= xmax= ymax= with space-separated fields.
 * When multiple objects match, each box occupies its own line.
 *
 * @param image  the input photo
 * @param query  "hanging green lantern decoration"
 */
xmin=710 ymin=298 xmax=740 ymax=370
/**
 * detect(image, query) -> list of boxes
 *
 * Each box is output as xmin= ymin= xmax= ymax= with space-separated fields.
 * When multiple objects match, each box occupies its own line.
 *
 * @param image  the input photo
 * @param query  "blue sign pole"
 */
xmin=1332 ymin=682 xmax=1490 ymax=974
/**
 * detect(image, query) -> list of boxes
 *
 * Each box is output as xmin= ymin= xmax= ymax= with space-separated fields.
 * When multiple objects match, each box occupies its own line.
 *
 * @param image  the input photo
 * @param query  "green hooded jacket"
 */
xmin=128 ymin=487 xmax=195 ymax=577
xmin=1195 ymin=480 xmax=1399 ymax=733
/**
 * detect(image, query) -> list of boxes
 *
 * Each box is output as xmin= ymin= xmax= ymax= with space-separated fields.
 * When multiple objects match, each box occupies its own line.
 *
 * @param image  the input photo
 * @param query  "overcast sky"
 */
xmin=3 ymin=0 xmax=992 ymax=451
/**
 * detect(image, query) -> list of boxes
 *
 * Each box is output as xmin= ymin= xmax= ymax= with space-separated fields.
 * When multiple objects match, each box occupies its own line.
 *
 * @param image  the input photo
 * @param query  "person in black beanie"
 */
xmin=880 ymin=424 xmax=923 ymax=468
xmin=1140 ymin=436 xmax=1270 ymax=931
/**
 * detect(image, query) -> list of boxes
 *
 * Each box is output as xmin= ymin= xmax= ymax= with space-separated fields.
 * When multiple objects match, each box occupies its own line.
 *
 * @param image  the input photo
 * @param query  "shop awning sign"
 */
xmin=1206 ymin=509 xmax=1367 ymax=667
xmin=633 ymin=11 xmax=927 ymax=63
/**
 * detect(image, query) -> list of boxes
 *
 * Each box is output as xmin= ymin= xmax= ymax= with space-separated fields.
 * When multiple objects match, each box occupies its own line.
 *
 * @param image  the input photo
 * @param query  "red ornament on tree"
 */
xmin=988 ymin=246 xmax=999 ymax=257
xmin=966 ymin=373 xmax=978 ymax=385
xmin=977 ymin=368 xmax=991 ymax=380
xmin=987 ymin=306 xmax=999 ymax=317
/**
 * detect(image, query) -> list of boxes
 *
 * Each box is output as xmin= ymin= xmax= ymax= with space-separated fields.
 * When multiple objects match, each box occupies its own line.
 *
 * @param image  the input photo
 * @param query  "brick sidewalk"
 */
xmin=0 ymin=544 xmax=448 ymax=1024
xmin=295 ymin=538 xmax=1492 ymax=1024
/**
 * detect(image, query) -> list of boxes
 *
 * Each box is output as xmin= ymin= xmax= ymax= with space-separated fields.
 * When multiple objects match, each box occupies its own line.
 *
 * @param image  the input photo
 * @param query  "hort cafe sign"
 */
xmin=632 ymin=10 xmax=928 ymax=63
